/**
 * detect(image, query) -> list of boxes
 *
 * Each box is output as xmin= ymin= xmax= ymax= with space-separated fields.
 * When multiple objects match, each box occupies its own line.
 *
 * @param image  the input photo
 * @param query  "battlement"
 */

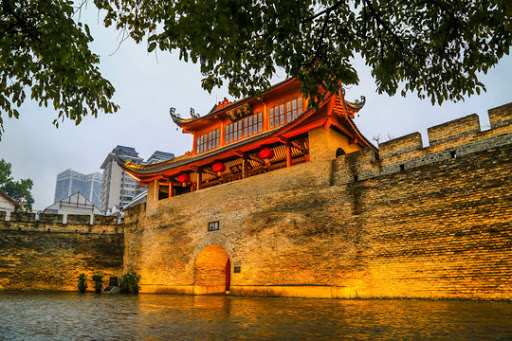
xmin=427 ymin=114 xmax=481 ymax=146
xmin=488 ymin=102 xmax=512 ymax=128
xmin=379 ymin=132 xmax=423 ymax=158
xmin=334 ymin=102 xmax=512 ymax=184
xmin=0 ymin=211 xmax=123 ymax=234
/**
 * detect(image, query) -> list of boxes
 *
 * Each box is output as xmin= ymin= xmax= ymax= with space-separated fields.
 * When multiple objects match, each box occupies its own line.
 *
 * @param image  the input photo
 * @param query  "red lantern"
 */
xmin=259 ymin=147 xmax=275 ymax=160
xmin=177 ymin=173 xmax=190 ymax=186
xmin=212 ymin=162 xmax=226 ymax=173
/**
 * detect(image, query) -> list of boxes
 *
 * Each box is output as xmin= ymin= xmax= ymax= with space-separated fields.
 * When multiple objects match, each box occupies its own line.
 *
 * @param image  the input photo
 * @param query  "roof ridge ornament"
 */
xmin=190 ymin=108 xmax=200 ymax=119
xmin=346 ymin=96 xmax=366 ymax=110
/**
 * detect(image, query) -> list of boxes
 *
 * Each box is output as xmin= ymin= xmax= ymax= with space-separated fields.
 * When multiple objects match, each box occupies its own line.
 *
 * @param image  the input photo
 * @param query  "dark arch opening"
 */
xmin=336 ymin=148 xmax=346 ymax=157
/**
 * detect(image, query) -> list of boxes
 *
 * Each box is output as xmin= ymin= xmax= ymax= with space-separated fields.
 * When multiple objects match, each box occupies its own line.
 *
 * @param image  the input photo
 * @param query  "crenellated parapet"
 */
xmin=0 ymin=212 xmax=124 ymax=234
xmin=427 ymin=114 xmax=481 ymax=146
xmin=489 ymin=102 xmax=512 ymax=129
xmin=334 ymin=102 xmax=512 ymax=184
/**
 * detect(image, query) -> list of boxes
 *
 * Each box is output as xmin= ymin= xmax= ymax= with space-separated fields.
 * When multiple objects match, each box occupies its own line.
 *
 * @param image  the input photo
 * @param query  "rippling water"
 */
xmin=1 ymin=292 xmax=512 ymax=340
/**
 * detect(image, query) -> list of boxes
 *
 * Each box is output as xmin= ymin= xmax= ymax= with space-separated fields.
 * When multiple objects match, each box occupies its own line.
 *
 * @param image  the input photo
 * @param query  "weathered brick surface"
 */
xmin=11 ymin=212 xmax=35 ymax=222
xmin=489 ymin=102 xmax=512 ymax=129
xmin=39 ymin=213 xmax=63 ymax=224
xmin=67 ymin=214 xmax=91 ymax=225
xmin=123 ymin=106 xmax=512 ymax=300
xmin=93 ymin=215 xmax=117 ymax=225
xmin=0 ymin=220 xmax=124 ymax=291
xmin=379 ymin=132 xmax=423 ymax=158
xmin=0 ymin=226 xmax=123 ymax=291
xmin=427 ymin=114 xmax=481 ymax=145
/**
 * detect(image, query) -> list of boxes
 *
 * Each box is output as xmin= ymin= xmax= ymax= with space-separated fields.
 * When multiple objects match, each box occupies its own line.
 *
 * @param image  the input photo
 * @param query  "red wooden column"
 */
xmin=196 ymin=171 xmax=202 ymax=190
xmin=168 ymin=181 xmax=174 ymax=198
xmin=286 ymin=142 xmax=292 ymax=167
xmin=242 ymin=155 xmax=248 ymax=179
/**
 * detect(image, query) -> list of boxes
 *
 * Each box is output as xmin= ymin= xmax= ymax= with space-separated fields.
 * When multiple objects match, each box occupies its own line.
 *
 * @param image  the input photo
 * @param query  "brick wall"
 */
xmin=0 ymin=221 xmax=124 ymax=291
xmin=123 ymin=102 xmax=512 ymax=300
xmin=38 ymin=213 xmax=63 ymax=224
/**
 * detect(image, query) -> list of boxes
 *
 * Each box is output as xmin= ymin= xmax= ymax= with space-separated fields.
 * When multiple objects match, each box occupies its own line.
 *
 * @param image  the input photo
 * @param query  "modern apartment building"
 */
xmin=99 ymin=146 xmax=174 ymax=214
xmin=54 ymin=169 xmax=102 ymax=209
xmin=99 ymin=146 xmax=143 ymax=214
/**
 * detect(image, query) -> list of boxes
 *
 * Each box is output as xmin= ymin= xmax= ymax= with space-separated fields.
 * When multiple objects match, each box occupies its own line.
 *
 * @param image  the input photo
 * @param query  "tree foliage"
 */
xmin=0 ymin=158 xmax=34 ymax=211
xmin=1 ymin=1 xmax=510 ymax=136
xmin=0 ymin=0 xmax=118 ymax=139
xmin=92 ymin=274 xmax=103 ymax=293
xmin=119 ymin=271 xmax=141 ymax=294
xmin=77 ymin=273 xmax=88 ymax=293
xmin=94 ymin=0 xmax=511 ymax=106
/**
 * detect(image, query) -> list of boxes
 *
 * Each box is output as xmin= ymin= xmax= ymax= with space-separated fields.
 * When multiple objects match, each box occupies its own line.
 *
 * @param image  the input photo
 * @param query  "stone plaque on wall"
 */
xmin=208 ymin=221 xmax=220 ymax=231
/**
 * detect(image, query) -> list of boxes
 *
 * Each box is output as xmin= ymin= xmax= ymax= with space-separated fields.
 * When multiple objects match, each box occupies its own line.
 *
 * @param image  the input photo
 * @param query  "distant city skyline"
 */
xmin=0 ymin=7 xmax=510 ymax=210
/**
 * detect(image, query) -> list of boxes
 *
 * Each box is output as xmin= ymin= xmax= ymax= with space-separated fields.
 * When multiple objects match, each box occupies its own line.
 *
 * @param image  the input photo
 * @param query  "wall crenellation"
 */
xmin=0 ymin=212 xmax=122 ymax=226
xmin=489 ymin=102 xmax=512 ymax=128
xmin=0 ymin=220 xmax=124 ymax=234
xmin=333 ymin=102 xmax=512 ymax=185
xmin=427 ymin=113 xmax=481 ymax=146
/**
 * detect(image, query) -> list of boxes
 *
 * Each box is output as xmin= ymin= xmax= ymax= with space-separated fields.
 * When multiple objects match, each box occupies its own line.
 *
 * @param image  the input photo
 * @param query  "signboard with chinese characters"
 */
xmin=226 ymin=104 xmax=252 ymax=122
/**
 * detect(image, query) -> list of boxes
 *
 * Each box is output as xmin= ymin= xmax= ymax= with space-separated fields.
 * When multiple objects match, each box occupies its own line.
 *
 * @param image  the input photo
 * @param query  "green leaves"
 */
xmin=93 ymin=0 xmax=510 ymax=107
xmin=3 ymin=0 xmax=509 ymax=134
xmin=0 ymin=159 xmax=34 ymax=211
xmin=0 ymin=0 xmax=119 ymax=139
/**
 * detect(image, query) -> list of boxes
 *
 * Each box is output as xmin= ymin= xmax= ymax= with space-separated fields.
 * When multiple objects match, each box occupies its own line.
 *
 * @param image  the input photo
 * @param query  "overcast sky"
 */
xmin=0 ymin=6 xmax=511 ymax=210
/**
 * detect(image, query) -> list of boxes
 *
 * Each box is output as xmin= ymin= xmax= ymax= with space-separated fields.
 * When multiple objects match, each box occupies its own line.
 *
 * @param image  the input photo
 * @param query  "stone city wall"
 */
xmin=5 ymin=213 xmax=122 ymax=226
xmin=124 ymin=102 xmax=512 ymax=300
xmin=0 ymin=220 xmax=124 ymax=291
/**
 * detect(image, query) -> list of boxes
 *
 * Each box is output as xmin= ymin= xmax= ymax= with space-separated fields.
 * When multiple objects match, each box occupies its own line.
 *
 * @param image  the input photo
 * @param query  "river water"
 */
xmin=1 ymin=292 xmax=511 ymax=340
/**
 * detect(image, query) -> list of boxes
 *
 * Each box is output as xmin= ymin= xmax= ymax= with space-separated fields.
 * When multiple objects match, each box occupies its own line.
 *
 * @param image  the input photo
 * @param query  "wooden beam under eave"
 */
xmin=168 ymin=181 xmax=174 ymax=198
xmin=277 ymin=136 xmax=288 ymax=144
xmin=291 ymin=140 xmax=306 ymax=153
xmin=247 ymin=154 xmax=265 ymax=165
xmin=323 ymin=118 xmax=333 ymax=130
xmin=202 ymin=168 xmax=217 ymax=177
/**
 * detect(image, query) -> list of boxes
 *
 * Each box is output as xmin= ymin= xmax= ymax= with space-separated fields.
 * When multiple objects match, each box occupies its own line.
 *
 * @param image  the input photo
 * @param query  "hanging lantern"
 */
xmin=259 ymin=147 xmax=275 ymax=160
xmin=212 ymin=162 xmax=226 ymax=177
xmin=177 ymin=173 xmax=190 ymax=187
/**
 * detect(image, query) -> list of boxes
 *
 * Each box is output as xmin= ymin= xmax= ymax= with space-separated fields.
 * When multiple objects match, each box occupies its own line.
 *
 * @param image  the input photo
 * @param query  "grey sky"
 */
xmin=0 ymin=7 xmax=510 ymax=210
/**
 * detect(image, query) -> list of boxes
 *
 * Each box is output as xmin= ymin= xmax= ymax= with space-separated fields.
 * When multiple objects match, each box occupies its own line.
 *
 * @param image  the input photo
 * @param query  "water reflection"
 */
xmin=1 ymin=292 xmax=511 ymax=340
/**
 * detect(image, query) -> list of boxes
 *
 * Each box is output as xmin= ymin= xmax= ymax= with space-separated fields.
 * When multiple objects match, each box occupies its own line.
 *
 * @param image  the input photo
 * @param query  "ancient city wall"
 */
xmin=0 ymin=217 xmax=124 ymax=291
xmin=124 ymin=102 xmax=512 ymax=300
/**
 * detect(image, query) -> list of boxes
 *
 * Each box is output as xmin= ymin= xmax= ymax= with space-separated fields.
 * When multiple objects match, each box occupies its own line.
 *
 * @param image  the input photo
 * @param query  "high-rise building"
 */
xmin=54 ymin=170 xmax=102 ymax=209
xmin=99 ymin=146 xmax=144 ymax=214
xmin=100 ymin=146 xmax=175 ymax=214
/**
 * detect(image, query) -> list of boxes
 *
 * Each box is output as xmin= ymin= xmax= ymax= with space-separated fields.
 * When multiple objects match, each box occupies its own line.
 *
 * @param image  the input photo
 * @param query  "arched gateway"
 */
xmin=194 ymin=244 xmax=231 ymax=294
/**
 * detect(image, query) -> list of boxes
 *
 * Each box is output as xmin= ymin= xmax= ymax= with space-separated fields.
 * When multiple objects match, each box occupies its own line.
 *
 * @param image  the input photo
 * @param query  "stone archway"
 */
xmin=194 ymin=244 xmax=230 ymax=294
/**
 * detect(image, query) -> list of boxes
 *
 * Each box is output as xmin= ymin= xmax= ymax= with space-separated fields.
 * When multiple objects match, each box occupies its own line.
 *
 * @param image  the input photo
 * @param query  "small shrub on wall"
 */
xmin=120 ymin=272 xmax=141 ymax=294
xmin=92 ymin=275 xmax=103 ymax=293
xmin=77 ymin=274 xmax=87 ymax=293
